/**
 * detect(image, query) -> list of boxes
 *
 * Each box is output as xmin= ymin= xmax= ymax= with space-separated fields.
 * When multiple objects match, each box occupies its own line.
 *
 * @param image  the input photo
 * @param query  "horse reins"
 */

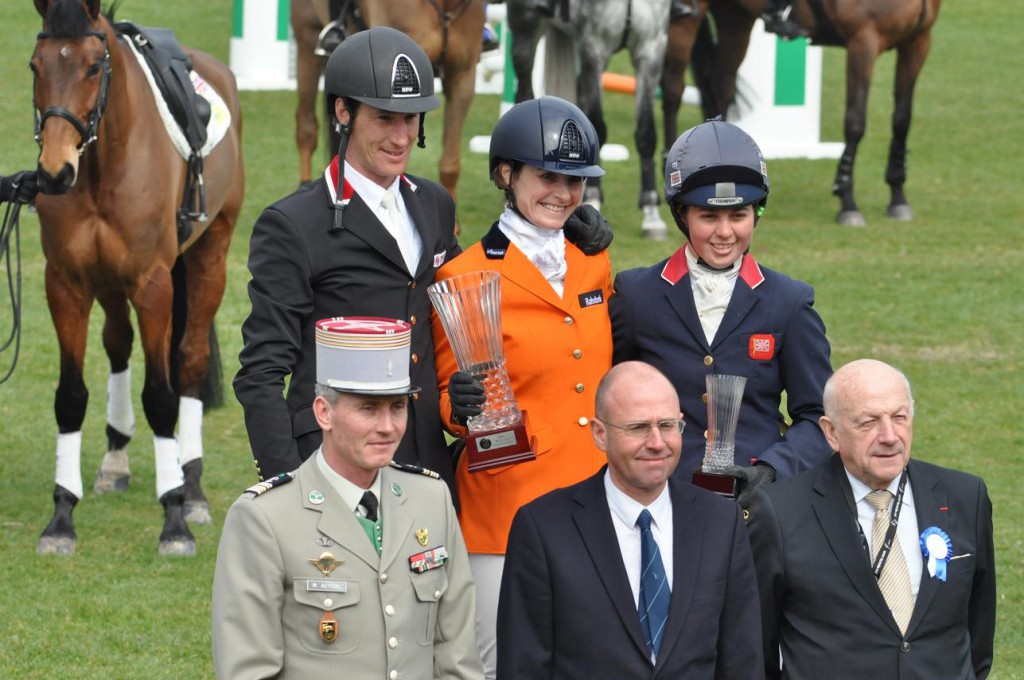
xmin=0 ymin=199 xmax=25 ymax=385
xmin=423 ymin=0 xmax=473 ymax=69
xmin=33 ymin=30 xmax=113 ymax=156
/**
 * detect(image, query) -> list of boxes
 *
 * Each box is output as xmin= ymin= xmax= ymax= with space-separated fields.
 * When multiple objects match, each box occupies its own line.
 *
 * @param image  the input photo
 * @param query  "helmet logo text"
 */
xmin=707 ymin=196 xmax=744 ymax=206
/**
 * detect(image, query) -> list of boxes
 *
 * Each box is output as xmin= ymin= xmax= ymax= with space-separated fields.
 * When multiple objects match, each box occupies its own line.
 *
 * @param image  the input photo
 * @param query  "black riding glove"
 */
xmin=0 ymin=171 xmax=39 ymax=204
xmin=448 ymin=371 xmax=485 ymax=425
xmin=723 ymin=462 xmax=776 ymax=507
xmin=563 ymin=204 xmax=613 ymax=255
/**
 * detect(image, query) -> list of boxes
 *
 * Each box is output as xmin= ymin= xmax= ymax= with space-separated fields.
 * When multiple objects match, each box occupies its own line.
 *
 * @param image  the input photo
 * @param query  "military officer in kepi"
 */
xmin=212 ymin=316 xmax=483 ymax=680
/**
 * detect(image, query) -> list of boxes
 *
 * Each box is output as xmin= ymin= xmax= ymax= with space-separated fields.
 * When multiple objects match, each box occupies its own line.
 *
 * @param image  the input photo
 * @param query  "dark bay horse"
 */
xmin=31 ymin=0 xmax=244 ymax=554
xmin=663 ymin=0 xmax=941 ymax=226
xmin=292 ymin=0 xmax=484 ymax=205
xmin=508 ymin=0 xmax=673 ymax=239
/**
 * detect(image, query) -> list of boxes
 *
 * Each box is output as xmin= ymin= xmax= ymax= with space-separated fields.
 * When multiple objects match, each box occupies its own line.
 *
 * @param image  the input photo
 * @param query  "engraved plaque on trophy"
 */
xmin=692 ymin=374 xmax=747 ymax=498
xmin=428 ymin=270 xmax=536 ymax=472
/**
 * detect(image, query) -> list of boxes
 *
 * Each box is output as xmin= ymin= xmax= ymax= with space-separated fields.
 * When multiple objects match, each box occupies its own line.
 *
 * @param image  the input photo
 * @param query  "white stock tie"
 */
xmin=379 ymin=189 xmax=419 ymax=274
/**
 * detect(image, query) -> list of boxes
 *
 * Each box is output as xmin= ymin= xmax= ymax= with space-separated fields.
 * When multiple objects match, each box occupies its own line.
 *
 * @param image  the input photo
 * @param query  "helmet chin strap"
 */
xmin=330 ymin=109 xmax=354 ymax=233
xmin=417 ymin=112 xmax=426 ymax=148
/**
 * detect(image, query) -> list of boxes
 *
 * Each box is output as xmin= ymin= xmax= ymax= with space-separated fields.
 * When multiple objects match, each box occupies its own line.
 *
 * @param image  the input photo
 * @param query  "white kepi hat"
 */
xmin=315 ymin=317 xmax=421 ymax=396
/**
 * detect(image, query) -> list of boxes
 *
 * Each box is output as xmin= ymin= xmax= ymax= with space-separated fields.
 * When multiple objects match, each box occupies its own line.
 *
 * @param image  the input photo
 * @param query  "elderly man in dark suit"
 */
xmin=747 ymin=358 xmax=996 ymax=679
xmin=497 ymin=361 xmax=762 ymax=679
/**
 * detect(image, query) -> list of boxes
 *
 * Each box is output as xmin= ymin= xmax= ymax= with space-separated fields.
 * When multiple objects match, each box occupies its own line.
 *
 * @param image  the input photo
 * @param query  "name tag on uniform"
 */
xmin=409 ymin=546 xmax=448 ymax=573
xmin=306 ymin=580 xmax=349 ymax=593
xmin=578 ymin=289 xmax=605 ymax=308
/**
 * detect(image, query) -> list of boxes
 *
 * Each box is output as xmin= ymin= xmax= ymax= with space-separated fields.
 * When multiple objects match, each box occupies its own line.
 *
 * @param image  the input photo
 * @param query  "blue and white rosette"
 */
xmin=920 ymin=527 xmax=953 ymax=581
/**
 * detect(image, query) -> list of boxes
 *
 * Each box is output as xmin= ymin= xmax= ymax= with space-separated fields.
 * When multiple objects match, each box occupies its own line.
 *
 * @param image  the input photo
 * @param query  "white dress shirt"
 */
xmin=604 ymin=470 xmax=675 ymax=608
xmin=345 ymin=161 xmax=423 ymax=275
xmin=315 ymin=447 xmax=383 ymax=518
xmin=846 ymin=468 xmax=923 ymax=598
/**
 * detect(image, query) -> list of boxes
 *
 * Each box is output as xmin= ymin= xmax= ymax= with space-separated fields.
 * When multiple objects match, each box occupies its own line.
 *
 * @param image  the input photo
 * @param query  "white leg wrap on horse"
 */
xmin=55 ymin=431 xmax=84 ymax=500
xmin=154 ymin=436 xmax=185 ymax=500
xmin=106 ymin=367 xmax=135 ymax=437
xmin=177 ymin=396 xmax=204 ymax=466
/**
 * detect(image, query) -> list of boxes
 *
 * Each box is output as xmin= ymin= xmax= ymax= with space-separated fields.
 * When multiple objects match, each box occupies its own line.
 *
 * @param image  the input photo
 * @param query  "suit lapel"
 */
xmin=379 ymin=468 xmax=413 ymax=573
xmin=663 ymin=276 xmax=710 ymax=351
xmin=339 ymin=192 xmax=409 ymax=273
xmin=906 ymin=461 xmax=943 ymax=634
xmin=811 ymin=459 xmax=900 ymax=633
xmin=571 ymin=473 xmax=651 ymax=659
xmin=297 ymin=460 xmax=380 ymax=570
xmin=656 ymin=481 xmax=700 ymax=668
xmin=399 ymin=179 xmax=434 ymax=277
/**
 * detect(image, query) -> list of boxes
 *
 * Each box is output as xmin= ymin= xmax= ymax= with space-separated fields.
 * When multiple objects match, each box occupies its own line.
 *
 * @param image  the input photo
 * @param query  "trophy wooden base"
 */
xmin=692 ymin=469 xmax=738 ymax=499
xmin=466 ymin=423 xmax=536 ymax=472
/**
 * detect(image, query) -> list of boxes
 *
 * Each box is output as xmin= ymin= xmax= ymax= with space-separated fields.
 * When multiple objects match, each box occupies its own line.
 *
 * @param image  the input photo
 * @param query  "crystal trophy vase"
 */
xmin=692 ymin=374 xmax=747 ymax=498
xmin=428 ymin=270 xmax=535 ymax=472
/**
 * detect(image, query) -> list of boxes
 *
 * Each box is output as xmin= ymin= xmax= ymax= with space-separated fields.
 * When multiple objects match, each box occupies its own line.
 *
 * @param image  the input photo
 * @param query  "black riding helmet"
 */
xmin=324 ymin=26 xmax=440 ymax=115
xmin=489 ymin=96 xmax=605 ymax=182
xmin=324 ymin=27 xmax=439 ymax=231
xmin=664 ymin=118 xmax=770 ymax=237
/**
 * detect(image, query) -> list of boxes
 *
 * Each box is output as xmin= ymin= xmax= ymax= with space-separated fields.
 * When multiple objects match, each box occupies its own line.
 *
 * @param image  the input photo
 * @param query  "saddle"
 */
xmin=115 ymin=21 xmax=210 ymax=245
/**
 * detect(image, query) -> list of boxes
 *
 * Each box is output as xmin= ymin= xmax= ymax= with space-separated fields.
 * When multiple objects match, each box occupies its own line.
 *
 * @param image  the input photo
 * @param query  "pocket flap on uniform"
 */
xmin=410 ymin=569 xmax=448 ymax=603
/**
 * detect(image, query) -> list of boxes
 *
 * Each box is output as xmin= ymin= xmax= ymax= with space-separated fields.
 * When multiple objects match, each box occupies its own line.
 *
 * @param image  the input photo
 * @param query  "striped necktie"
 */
xmin=636 ymin=509 xmax=671 ymax=659
xmin=866 ymin=490 xmax=914 ymax=633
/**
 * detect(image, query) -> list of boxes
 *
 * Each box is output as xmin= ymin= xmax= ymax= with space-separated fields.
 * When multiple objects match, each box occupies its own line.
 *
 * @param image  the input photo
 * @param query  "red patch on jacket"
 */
xmin=749 ymin=334 xmax=775 ymax=360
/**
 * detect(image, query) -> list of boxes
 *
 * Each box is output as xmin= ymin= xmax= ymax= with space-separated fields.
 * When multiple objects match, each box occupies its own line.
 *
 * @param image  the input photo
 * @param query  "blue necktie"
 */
xmin=637 ymin=509 xmax=671 ymax=659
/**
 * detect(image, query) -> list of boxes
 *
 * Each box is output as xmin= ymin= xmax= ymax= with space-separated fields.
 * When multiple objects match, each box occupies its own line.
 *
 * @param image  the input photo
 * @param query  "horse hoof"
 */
xmin=642 ymin=226 xmax=670 ymax=241
xmin=37 ymin=536 xmax=76 ymax=555
xmin=836 ymin=210 xmax=867 ymax=228
xmin=184 ymin=501 xmax=212 ymax=526
xmin=887 ymin=204 xmax=914 ymax=221
xmin=94 ymin=469 xmax=130 ymax=493
xmin=643 ymin=205 xmax=667 ymax=232
xmin=158 ymin=539 xmax=197 ymax=557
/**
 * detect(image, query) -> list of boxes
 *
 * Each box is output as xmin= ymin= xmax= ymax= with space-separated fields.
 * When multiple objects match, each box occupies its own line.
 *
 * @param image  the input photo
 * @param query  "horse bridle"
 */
xmin=33 ymin=29 xmax=113 ymax=156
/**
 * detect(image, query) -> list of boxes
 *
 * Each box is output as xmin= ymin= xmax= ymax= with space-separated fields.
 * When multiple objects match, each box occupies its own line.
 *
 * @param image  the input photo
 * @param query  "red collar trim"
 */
xmin=659 ymin=246 xmax=765 ymax=289
xmin=324 ymin=156 xmax=416 ymax=204
xmin=738 ymin=254 xmax=765 ymax=289
xmin=660 ymin=247 xmax=690 ymax=284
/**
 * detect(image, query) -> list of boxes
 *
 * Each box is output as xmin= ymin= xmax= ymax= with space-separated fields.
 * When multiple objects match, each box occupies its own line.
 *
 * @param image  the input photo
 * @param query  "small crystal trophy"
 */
xmin=692 ymin=374 xmax=747 ymax=498
xmin=428 ymin=271 xmax=535 ymax=472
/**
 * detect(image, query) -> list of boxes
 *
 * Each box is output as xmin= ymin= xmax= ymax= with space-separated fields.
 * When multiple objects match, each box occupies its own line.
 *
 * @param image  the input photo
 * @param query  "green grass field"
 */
xmin=1 ymin=0 xmax=1021 ymax=677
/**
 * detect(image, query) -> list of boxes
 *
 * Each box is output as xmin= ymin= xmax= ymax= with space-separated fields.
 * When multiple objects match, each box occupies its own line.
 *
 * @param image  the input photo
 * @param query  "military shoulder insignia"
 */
xmin=390 ymin=461 xmax=440 ymax=480
xmin=243 ymin=472 xmax=295 ymax=497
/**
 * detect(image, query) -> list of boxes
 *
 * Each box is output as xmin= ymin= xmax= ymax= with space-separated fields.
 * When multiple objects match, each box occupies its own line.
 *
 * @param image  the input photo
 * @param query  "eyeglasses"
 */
xmin=598 ymin=418 xmax=685 ymax=438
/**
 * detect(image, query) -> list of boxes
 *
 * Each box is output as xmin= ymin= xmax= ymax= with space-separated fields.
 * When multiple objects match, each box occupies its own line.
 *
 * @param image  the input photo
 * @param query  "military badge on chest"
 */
xmin=308 ymin=552 xmax=346 ymax=644
xmin=320 ymin=610 xmax=338 ymax=643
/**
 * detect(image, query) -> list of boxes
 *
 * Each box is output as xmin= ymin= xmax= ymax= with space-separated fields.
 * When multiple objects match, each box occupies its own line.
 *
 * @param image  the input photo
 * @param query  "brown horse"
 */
xmin=31 ymin=0 xmax=244 ymax=555
xmin=663 ymin=0 xmax=941 ymax=226
xmin=292 ymin=0 xmax=484 ymax=205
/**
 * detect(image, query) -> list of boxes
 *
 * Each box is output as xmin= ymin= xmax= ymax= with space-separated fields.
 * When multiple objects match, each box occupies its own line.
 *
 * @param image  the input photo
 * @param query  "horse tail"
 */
xmin=203 ymin=324 xmax=224 ymax=410
xmin=170 ymin=257 xmax=225 ymax=411
xmin=691 ymin=14 xmax=719 ymax=119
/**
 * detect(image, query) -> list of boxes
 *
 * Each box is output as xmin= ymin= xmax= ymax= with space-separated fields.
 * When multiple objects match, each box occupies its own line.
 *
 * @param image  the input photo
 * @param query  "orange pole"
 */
xmin=602 ymin=72 xmax=636 ymax=95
